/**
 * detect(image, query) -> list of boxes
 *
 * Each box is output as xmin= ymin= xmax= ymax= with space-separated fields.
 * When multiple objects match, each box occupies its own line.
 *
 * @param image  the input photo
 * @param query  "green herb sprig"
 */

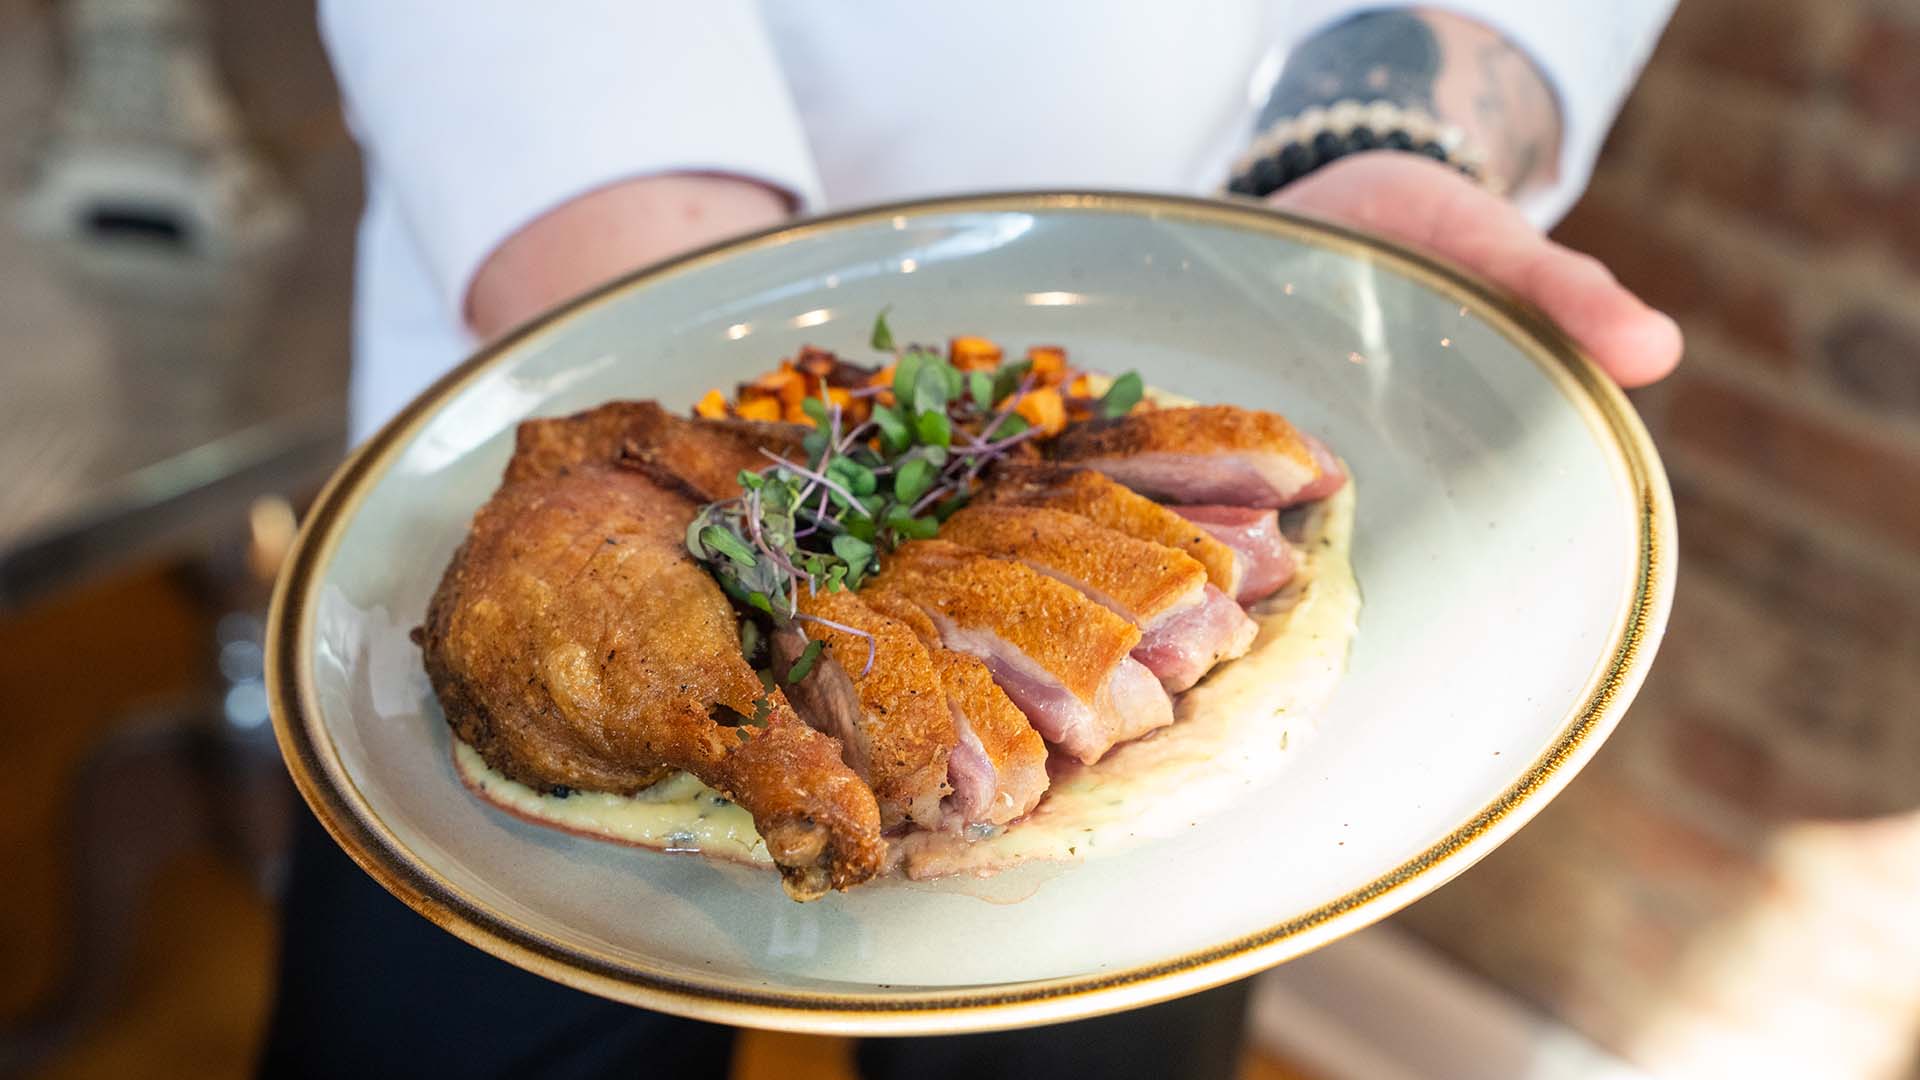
xmin=688 ymin=311 xmax=1141 ymax=680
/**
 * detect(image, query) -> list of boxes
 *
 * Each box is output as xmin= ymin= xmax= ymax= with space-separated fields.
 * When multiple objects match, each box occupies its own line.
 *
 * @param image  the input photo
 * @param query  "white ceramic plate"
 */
xmin=267 ymin=192 xmax=1674 ymax=1035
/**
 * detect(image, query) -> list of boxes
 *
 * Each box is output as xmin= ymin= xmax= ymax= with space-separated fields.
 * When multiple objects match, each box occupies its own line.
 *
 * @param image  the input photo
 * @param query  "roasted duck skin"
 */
xmin=940 ymin=504 xmax=1209 ymax=622
xmin=507 ymin=398 xmax=805 ymax=501
xmin=773 ymin=590 xmax=955 ymax=830
xmin=982 ymin=464 xmax=1244 ymax=599
xmin=866 ymin=540 xmax=1173 ymax=764
xmin=939 ymin=504 xmax=1256 ymax=693
xmin=1051 ymin=404 xmax=1346 ymax=508
xmin=418 ymin=456 xmax=883 ymax=900
xmin=862 ymin=589 xmax=1050 ymax=826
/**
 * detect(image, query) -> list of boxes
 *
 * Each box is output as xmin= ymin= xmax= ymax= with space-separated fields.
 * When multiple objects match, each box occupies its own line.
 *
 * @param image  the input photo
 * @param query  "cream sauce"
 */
xmin=453 ymin=383 xmax=1360 ymax=885
xmin=455 ymin=746 xmax=773 ymax=868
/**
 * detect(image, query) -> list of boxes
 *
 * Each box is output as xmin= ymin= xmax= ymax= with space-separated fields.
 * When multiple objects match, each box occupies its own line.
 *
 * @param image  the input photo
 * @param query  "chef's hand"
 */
xmin=1268 ymin=152 xmax=1681 ymax=387
xmin=1260 ymin=6 xmax=1680 ymax=388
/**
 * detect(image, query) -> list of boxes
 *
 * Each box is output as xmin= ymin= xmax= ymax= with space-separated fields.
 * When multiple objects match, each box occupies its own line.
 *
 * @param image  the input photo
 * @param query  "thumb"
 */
xmin=1270 ymin=153 xmax=1682 ymax=387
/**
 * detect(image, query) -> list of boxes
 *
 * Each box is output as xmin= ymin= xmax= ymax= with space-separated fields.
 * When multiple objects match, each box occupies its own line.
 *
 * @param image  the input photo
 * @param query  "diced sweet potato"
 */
xmin=735 ymin=397 xmax=782 ymax=422
xmin=866 ymin=364 xmax=897 ymax=407
xmin=694 ymin=388 xmax=728 ymax=419
xmin=716 ymin=337 xmax=1098 ymax=433
xmin=1015 ymin=387 xmax=1067 ymax=435
xmin=950 ymin=336 xmax=1003 ymax=372
xmin=1027 ymin=345 xmax=1068 ymax=385
xmin=750 ymin=368 xmax=807 ymax=409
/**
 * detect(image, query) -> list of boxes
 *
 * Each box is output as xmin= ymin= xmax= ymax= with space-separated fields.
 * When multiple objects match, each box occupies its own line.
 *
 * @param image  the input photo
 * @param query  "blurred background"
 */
xmin=1 ymin=0 xmax=1915 ymax=1078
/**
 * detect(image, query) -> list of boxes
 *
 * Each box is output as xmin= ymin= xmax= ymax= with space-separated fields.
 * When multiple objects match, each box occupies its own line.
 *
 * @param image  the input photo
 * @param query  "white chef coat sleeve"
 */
xmin=318 ymin=1 xmax=823 ymax=320
xmin=1276 ymin=2 xmax=1675 ymax=228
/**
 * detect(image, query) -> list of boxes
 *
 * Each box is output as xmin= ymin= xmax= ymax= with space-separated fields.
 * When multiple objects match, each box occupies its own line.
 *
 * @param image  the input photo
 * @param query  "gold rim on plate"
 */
xmin=265 ymin=191 xmax=1676 ymax=1035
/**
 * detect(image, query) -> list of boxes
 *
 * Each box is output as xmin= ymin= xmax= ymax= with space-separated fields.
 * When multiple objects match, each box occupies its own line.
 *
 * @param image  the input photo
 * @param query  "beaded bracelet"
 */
xmin=1225 ymin=99 xmax=1497 ymax=199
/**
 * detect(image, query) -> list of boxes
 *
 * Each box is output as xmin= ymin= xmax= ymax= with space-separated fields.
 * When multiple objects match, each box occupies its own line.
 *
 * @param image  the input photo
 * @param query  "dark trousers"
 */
xmin=259 ymin=809 xmax=1250 ymax=1080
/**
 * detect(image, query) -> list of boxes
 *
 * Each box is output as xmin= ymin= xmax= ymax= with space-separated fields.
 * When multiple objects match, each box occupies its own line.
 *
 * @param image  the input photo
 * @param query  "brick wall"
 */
xmin=1394 ymin=2 xmax=1920 ymax=1077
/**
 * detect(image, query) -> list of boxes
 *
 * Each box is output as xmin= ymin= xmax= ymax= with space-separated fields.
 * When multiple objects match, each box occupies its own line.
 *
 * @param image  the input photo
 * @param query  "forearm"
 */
xmin=466 ymin=173 xmax=791 ymax=341
xmin=1266 ymin=8 xmax=1562 ymax=197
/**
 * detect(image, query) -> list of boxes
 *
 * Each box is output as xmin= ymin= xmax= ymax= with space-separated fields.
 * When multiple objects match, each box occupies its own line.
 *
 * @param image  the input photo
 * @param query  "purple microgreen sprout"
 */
xmin=792 ymin=612 xmax=878 ymax=677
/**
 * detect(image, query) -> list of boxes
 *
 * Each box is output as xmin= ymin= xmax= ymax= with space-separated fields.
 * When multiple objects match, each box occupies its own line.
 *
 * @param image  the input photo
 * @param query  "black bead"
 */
xmin=1278 ymin=142 xmax=1312 ymax=180
xmin=1235 ymin=123 xmax=1459 ymax=196
xmin=1250 ymin=154 xmax=1284 ymax=194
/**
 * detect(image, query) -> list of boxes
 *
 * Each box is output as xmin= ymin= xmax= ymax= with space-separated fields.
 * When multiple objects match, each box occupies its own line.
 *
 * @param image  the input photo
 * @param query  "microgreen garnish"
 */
xmin=794 ymin=611 xmax=879 ymax=677
xmin=785 ymin=639 xmax=826 ymax=682
xmin=1098 ymin=371 xmax=1145 ymax=418
xmin=688 ymin=310 xmax=1141 ymax=679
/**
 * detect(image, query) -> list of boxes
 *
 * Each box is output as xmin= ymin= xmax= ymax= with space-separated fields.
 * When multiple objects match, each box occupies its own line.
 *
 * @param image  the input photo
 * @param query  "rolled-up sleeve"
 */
xmin=319 ymin=0 xmax=822 ymax=317
xmin=1279 ymin=1 xmax=1676 ymax=227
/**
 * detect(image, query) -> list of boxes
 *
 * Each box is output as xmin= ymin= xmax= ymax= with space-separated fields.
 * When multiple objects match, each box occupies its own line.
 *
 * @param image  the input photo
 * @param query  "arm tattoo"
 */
xmin=1259 ymin=12 xmax=1441 ymax=131
xmin=1260 ymin=10 xmax=1562 ymax=193
xmin=1471 ymin=39 xmax=1546 ymax=187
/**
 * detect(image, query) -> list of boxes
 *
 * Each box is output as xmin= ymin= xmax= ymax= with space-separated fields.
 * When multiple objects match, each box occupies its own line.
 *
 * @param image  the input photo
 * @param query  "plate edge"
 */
xmin=264 ymin=189 xmax=1678 ymax=1035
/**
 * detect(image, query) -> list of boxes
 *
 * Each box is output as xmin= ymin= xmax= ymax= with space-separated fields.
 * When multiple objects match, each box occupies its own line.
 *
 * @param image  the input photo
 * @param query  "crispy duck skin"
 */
xmin=772 ymin=589 xmax=955 ymax=830
xmin=939 ymin=504 xmax=1256 ymax=692
xmin=940 ymin=504 xmax=1209 ymax=622
xmin=1051 ymin=404 xmax=1346 ymax=508
xmin=506 ymin=399 xmax=805 ymax=501
xmin=418 ymin=461 xmax=882 ymax=900
xmin=1172 ymin=505 xmax=1299 ymax=604
xmin=866 ymin=541 xmax=1173 ymax=764
xmin=861 ymin=589 xmax=1050 ymax=826
xmin=982 ymin=464 xmax=1244 ymax=599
